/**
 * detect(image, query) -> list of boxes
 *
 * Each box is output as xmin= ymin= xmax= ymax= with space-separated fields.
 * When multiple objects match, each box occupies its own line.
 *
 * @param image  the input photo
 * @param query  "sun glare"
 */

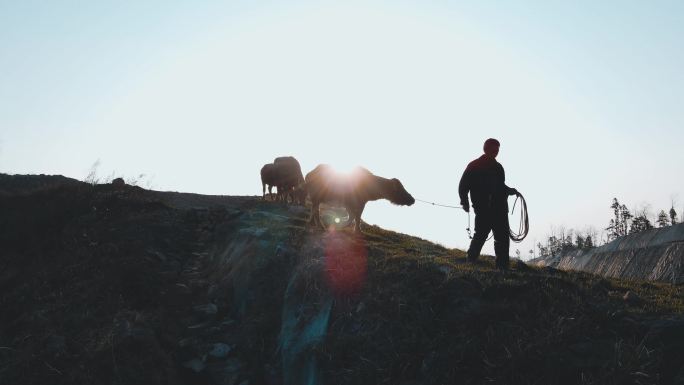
xmin=326 ymin=161 xmax=358 ymax=175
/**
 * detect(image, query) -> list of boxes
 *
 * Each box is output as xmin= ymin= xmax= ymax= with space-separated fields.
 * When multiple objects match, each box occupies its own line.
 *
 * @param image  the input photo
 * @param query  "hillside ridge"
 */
xmin=531 ymin=224 xmax=684 ymax=284
xmin=1 ymin=174 xmax=683 ymax=384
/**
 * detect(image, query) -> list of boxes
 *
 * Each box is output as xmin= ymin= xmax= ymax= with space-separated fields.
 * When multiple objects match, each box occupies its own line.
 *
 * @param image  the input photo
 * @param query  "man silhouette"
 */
xmin=459 ymin=138 xmax=519 ymax=270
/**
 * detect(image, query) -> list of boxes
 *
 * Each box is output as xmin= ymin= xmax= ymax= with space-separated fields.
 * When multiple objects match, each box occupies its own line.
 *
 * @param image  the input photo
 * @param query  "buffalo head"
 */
xmin=387 ymin=178 xmax=415 ymax=206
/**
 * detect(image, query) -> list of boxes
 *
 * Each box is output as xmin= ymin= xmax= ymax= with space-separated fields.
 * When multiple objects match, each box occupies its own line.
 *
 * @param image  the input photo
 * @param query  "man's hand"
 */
xmin=509 ymin=188 xmax=520 ymax=196
xmin=462 ymin=201 xmax=470 ymax=212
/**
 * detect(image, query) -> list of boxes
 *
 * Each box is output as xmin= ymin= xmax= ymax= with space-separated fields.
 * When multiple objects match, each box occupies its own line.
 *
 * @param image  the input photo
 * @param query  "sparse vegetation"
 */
xmin=84 ymin=159 xmax=102 ymax=185
xmin=538 ymin=196 xmax=682 ymax=258
xmin=1 ymin=175 xmax=683 ymax=384
xmin=318 ymin=226 xmax=684 ymax=384
xmin=83 ymin=159 xmax=154 ymax=189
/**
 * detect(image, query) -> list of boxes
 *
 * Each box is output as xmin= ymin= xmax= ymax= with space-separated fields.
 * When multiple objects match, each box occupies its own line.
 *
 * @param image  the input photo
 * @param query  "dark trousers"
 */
xmin=467 ymin=207 xmax=510 ymax=267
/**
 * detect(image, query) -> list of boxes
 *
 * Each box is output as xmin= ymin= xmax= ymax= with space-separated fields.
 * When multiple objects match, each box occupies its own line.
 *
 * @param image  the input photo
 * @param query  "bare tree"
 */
xmin=657 ymin=210 xmax=670 ymax=227
xmin=586 ymin=226 xmax=599 ymax=247
xmin=670 ymin=194 xmax=679 ymax=225
xmin=630 ymin=203 xmax=654 ymax=233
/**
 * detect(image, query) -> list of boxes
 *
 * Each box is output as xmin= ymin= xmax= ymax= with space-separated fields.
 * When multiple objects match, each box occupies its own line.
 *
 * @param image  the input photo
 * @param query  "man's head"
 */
xmin=483 ymin=138 xmax=500 ymax=158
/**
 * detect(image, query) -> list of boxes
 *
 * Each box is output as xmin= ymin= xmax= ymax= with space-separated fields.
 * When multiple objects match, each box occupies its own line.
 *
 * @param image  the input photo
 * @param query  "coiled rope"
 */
xmin=509 ymin=193 xmax=529 ymax=243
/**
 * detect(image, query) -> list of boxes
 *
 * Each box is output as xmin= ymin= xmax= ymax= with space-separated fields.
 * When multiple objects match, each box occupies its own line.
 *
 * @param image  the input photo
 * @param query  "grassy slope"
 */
xmin=0 ymin=180 xmax=233 ymax=384
xmin=1 ymin=177 xmax=683 ymax=385
xmin=314 ymin=225 xmax=684 ymax=385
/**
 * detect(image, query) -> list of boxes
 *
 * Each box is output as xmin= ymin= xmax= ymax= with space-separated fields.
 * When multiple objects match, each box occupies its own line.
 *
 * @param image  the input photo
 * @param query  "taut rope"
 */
xmin=415 ymin=194 xmax=530 ymax=242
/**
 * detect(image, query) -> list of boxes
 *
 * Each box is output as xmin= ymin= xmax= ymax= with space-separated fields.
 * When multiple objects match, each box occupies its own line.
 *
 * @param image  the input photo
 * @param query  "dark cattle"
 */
xmin=273 ymin=156 xmax=305 ymax=204
xmin=260 ymin=163 xmax=277 ymax=200
xmin=305 ymin=164 xmax=415 ymax=232
xmin=260 ymin=156 xmax=306 ymax=204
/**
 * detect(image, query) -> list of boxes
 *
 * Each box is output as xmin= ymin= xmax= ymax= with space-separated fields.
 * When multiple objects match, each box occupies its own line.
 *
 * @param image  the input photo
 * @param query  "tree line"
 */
xmin=534 ymin=197 xmax=680 ymax=259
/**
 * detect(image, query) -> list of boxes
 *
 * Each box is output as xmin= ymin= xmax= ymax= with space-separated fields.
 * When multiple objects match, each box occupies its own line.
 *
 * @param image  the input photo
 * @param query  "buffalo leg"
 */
xmin=276 ymin=186 xmax=282 ymax=202
xmin=285 ymin=187 xmax=293 ymax=204
xmin=340 ymin=207 xmax=353 ymax=228
xmin=279 ymin=186 xmax=288 ymax=203
xmin=352 ymin=203 xmax=366 ymax=232
xmin=309 ymin=200 xmax=320 ymax=227
xmin=282 ymin=187 xmax=292 ymax=204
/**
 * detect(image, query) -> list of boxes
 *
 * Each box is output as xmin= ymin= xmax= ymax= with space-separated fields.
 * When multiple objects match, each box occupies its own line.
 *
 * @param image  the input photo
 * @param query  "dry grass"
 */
xmin=1 ymin=177 xmax=682 ymax=385
xmin=307 ymin=225 xmax=684 ymax=385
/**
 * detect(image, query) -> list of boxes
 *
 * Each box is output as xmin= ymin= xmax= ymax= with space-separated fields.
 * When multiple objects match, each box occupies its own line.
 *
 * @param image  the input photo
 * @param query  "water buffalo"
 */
xmin=273 ymin=156 xmax=305 ymax=203
xmin=260 ymin=156 xmax=306 ymax=204
xmin=305 ymin=164 xmax=415 ymax=232
xmin=260 ymin=163 xmax=277 ymax=200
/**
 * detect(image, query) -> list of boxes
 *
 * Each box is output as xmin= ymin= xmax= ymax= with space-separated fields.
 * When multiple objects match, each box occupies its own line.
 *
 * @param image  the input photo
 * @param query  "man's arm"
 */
xmin=458 ymin=166 xmax=471 ymax=211
xmin=500 ymin=164 xmax=519 ymax=196
xmin=505 ymin=184 xmax=518 ymax=196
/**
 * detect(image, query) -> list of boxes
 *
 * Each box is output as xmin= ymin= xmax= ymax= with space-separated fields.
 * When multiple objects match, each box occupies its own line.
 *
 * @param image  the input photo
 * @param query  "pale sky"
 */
xmin=2 ymin=0 xmax=683 ymax=258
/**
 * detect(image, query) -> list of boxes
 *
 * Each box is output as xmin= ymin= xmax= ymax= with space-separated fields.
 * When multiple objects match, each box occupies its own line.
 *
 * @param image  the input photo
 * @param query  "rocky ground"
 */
xmin=1 ymin=174 xmax=683 ymax=385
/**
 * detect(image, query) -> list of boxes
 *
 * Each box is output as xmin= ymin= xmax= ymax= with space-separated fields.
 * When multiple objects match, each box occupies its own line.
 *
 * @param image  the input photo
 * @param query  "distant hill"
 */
xmin=531 ymin=224 xmax=684 ymax=284
xmin=1 ymin=175 xmax=683 ymax=384
xmin=0 ymin=173 xmax=83 ymax=195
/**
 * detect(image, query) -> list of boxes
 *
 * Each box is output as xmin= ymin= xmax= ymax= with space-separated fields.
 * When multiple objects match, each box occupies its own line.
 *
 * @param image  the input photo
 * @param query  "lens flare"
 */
xmin=323 ymin=231 xmax=367 ymax=296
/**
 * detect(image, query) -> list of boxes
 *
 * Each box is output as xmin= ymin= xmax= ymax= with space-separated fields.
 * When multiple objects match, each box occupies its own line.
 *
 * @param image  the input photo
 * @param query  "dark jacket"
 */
xmin=459 ymin=155 xmax=515 ymax=212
